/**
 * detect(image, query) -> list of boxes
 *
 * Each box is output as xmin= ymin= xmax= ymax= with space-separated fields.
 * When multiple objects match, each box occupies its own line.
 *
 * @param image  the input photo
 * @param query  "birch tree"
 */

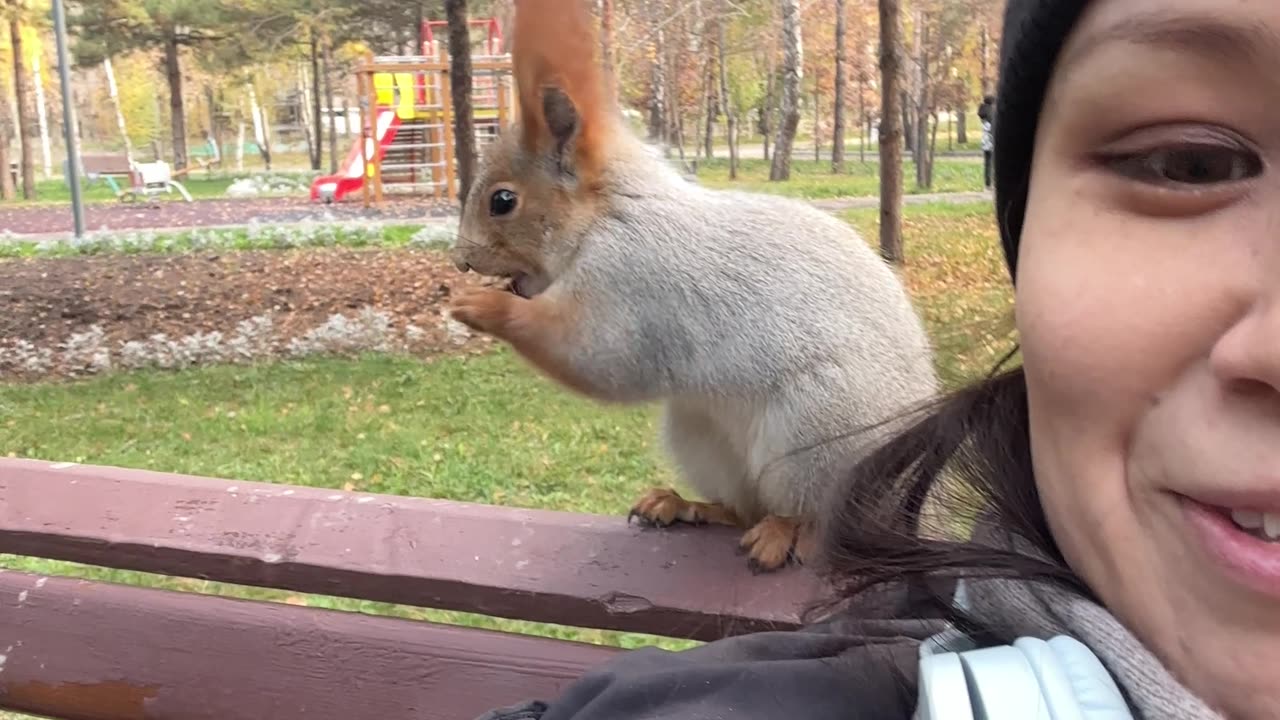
xmin=768 ymin=0 xmax=801 ymax=181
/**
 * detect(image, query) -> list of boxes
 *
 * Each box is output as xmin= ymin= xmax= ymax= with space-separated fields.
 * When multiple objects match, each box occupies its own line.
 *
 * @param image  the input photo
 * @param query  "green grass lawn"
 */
xmin=843 ymin=202 xmax=1017 ymax=388
xmin=694 ymin=157 xmax=985 ymax=199
xmin=0 ymin=201 xmax=1015 ymax=652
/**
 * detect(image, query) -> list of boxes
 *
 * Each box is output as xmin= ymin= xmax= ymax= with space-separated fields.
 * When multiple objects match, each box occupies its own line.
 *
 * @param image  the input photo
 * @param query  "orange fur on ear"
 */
xmin=511 ymin=0 xmax=616 ymax=182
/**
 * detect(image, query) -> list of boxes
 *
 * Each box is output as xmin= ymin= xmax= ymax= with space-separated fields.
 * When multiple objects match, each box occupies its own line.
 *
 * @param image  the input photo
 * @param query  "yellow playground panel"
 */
xmin=354 ymin=53 xmax=515 ymax=206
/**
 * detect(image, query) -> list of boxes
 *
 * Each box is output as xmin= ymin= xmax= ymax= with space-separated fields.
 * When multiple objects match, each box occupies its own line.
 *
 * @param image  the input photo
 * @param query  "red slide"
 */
xmin=310 ymin=109 xmax=404 ymax=203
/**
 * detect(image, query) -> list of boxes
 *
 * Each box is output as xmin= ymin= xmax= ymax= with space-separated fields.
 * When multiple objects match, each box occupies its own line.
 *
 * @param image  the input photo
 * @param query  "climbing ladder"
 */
xmin=354 ymin=18 xmax=515 ymax=205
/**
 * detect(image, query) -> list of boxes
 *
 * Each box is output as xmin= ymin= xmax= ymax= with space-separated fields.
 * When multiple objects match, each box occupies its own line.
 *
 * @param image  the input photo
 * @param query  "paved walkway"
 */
xmin=809 ymin=190 xmax=992 ymax=213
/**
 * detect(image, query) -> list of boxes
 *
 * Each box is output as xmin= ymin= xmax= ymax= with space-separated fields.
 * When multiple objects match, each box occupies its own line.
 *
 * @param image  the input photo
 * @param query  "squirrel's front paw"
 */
xmin=628 ymin=488 xmax=694 ymax=528
xmin=627 ymin=488 xmax=740 ymax=528
xmin=450 ymin=287 xmax=517 ymax=337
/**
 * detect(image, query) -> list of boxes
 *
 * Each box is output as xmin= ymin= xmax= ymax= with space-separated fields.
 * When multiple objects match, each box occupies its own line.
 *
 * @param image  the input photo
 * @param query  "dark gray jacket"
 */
xmin=474 ymin=582 xmax=956 ymax=720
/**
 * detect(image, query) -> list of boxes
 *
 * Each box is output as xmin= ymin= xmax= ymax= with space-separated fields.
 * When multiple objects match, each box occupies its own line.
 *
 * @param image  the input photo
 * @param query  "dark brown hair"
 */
xmin=816 ymin=350 xmax=1098 ymax=619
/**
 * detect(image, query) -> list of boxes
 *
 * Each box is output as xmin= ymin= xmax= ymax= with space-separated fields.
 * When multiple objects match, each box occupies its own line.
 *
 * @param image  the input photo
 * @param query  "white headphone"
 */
xmin=916 ymin=634 xmax=1135 ymax=720
xmin=915 ymin=578 xmax=1135 ymax=720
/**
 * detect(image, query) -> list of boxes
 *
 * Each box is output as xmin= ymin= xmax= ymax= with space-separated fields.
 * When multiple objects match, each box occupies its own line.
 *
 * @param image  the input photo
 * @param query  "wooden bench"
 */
xmin=77 ymin=153 xmax=194 ymax=203
xmin=78 ymin=152 xmax=136 ymax=198
xmin=0 ymin=457 xmax=823 ymax=720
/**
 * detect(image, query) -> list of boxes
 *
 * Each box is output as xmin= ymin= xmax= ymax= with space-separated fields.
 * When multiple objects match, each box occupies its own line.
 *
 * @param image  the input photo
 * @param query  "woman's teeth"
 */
xmin=1230 ymin=509 xmax=1280 ymax=541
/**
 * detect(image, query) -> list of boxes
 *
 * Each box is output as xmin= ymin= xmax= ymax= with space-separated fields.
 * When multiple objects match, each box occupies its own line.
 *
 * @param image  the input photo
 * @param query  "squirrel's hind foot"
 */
xmin=627 ymin=488 xmax=739 ymax=529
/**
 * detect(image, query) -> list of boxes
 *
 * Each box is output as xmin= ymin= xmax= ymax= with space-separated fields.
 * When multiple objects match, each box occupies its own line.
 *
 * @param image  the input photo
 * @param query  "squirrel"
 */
xmin=448 ymin=0 xmax=939 ymax=572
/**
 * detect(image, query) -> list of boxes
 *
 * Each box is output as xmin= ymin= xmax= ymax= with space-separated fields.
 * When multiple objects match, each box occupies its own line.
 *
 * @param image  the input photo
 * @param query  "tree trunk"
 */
xmin=416 ymin=4 xmax=427 ymax=55
xmin=310 ymin=28 xmax=324 ymax=171
xmin=646 ymin=0 xmax=666 ymax=144
xmin=703 ymin=59 xmax=715 ymax=161
xmin=103 ymin=59 xmax=133 ymax=158
xmin=11 ymin=17 xmax=36 ymax=199
xmin=206 ymin=85 xmax=223 ymax=167
xmin=446 ymin=0 xmax=477 ymax=206
xmin=761 ymin=48 xmax=774 ymax=161
xmin=866 ymin=113 xmax=873 ymax=160
xmin=0 ymin=93 xmax=13 ymax=200
xmin=858 ymin=72 xmax=866 ymax=164
xmin=236 ymin=119 xmax=246 ymax=172
xmin=323 ymin=36 xmax=339 ymax=174
xmin=298 ymin=63 xmax=316 ymax=167
xmin=914 ymin=12 xmax=931 ymax=190
xmin=956 ymin=103 xmax=967 ymax=144
xmin=31 ymin=49 xmax=51 ymax=178
xmin=928 ymin=110 xmax=939 ymax=185
xmin=163 ymin=35 xmax=188 ymax=171
xmin=831 ymin=0 xmax=846 ymax=173
xmin=768 ymin=0 xmax=802 ymax=181
xmin=980 ymin=24 xmax=990 ymax=95
xmin=665 ymin=11 xmax=685 ymax=162
xmin=812 ymin=84 xmax=820 ymax=162
xmin=716 ymin=10 xmax=737 ymax=179
xmin=668 ymin=37 xmax=686 ymax=163
xmin=878 ymin=0 xmax=905 ymax=265
xmin=901 ymin=91 xmax=914 ymax=154
xmin=247 ymin=83 xmax=271 ymax=170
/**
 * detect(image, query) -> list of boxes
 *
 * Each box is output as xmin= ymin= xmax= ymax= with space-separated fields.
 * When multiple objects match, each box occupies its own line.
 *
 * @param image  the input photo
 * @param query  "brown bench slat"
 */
xmin=0 ymin=568 xmax=619 ymax=720
xmin=0 ymin=458 xmax=822 ymax=641
xmin=79 ymin=153 xmax=133 ymax=175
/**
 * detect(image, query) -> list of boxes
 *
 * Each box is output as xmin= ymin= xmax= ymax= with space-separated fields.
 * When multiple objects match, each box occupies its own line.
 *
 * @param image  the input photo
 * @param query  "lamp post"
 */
xmin=52 ymin=0 xmax=84 ymax=238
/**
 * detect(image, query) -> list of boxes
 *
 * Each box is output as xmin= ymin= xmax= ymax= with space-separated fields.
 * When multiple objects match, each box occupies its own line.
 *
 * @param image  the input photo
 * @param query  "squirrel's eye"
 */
xmin=489 ymin=189 xmax=518 ymax=216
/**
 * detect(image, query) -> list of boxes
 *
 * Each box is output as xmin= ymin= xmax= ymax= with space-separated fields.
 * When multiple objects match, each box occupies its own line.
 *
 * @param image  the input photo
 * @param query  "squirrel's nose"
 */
xmin=454 ymin=259 xmax=471 ymax=273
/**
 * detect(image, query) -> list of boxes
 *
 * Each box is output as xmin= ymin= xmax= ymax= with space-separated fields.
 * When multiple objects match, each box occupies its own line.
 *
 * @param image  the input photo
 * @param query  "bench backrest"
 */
xmin=79 ymin=152 xmax=133 ymax=176
xmin=0 ymin=457 xmax=823 ymax=720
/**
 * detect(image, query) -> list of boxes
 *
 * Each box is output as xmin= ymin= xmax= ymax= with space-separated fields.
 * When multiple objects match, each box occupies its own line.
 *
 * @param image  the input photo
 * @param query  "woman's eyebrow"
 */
xmin=1058 ymin=11 xmax=1280 ymax=70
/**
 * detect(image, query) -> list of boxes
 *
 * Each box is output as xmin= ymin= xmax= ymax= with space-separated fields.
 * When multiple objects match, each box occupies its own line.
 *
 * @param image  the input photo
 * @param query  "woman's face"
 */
xmin=1016 ymin=1 xmax=1280 ymax=717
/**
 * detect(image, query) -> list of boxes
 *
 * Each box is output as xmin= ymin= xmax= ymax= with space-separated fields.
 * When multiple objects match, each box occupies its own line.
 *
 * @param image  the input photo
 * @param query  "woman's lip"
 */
xmin=1178 ymin=487 xmax=1280 ymax=514
xmin=1181 ymin=495 xmax=1280 ymax=600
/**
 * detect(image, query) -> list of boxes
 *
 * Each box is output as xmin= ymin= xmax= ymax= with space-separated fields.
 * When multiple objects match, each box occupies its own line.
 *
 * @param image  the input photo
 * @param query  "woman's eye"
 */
xmin=489 ymin=189 xmax=518 ymax=216
xmin=1108 ymin=145 xmax=1263 ymax=187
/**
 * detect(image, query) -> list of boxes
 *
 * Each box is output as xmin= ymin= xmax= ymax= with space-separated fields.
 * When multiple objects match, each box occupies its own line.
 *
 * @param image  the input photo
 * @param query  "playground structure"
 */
xmin=310 ymin=18 xmax=515 ymax=206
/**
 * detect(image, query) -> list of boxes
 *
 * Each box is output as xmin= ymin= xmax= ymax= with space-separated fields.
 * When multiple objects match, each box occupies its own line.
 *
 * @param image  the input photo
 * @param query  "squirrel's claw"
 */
xmin=626 ymin=508 xmax=664 ymax=528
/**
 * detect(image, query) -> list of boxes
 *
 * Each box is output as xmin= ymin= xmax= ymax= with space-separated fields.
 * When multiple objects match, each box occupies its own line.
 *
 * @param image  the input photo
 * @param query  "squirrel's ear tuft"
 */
xmin=512 ymin=0 xmax=614 ymax=184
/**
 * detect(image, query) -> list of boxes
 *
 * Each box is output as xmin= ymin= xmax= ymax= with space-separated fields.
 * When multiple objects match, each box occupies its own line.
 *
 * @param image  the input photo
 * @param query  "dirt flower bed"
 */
xmin=0 ymin=247 xmax=500 ymax=381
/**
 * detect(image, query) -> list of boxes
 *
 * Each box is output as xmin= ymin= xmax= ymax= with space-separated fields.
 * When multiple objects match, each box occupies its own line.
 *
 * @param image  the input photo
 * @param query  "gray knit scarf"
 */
xmin=957 ymin=522 xmax=1225 ymax=719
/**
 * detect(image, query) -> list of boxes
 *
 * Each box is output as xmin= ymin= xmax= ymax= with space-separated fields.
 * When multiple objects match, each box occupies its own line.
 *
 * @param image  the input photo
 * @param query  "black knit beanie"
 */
xmin=993 ymin=0 xmax=1090 ymax=281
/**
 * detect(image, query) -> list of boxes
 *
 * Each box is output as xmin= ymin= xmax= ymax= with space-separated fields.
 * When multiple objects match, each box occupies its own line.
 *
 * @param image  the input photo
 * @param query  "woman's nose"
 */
xmin=1210 ymin=295 xmax=1280 ymax=398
